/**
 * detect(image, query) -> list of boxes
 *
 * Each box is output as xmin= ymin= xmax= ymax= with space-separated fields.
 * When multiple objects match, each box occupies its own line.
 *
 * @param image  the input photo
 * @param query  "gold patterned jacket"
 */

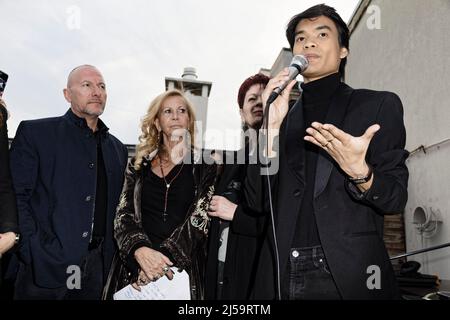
xmin=103 ymin=149 xmax=222 ymax=300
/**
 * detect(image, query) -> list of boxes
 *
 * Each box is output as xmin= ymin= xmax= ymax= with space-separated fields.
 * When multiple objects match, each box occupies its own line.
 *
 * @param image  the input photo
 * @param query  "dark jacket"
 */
xmin=246 ymin=83 xmax=409 ymax=299
xmin=0 ymin=105 xmax=18 ymax=234
xmin=103 ymin=150 xmax=222 ymax=300
xmin=204 ymin=150 xmax=265 ymax=300
xmin=9 ymin=109 xmax=128 ymax=288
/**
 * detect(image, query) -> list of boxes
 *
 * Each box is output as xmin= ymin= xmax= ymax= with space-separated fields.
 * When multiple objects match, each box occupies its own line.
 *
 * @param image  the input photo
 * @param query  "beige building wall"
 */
xmin=346 ymin=0 xmax=450 ymax=279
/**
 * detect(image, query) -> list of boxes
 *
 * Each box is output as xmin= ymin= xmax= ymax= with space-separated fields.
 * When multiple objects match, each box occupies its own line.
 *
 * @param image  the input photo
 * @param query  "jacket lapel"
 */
xmin=314 ymin=83 xmax=354 ymax=199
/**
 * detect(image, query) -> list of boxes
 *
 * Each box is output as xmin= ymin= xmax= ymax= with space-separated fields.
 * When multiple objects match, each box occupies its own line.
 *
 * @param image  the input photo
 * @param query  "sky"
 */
xmin=0 ymin=0 xmax=360 ymax=149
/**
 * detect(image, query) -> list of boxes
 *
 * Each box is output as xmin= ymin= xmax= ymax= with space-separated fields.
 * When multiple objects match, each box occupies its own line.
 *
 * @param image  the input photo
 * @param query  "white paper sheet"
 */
xmin=113 ymin=269 xmax=190 ymax=300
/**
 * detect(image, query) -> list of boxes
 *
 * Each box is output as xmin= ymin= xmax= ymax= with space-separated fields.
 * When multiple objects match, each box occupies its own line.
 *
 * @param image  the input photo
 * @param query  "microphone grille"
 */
xmin=291 ymin=55 xmax=309 ymax=73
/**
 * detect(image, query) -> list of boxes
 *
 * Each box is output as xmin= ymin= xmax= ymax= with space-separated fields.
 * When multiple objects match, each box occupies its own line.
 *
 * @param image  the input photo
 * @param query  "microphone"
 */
xmin=266 ymin=55 xmax=309 ymax=105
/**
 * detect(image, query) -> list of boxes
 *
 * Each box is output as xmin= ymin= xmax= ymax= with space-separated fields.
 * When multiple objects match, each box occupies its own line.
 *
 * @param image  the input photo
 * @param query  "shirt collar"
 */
xmin=64 ymin=108 xmax=109 ymax=135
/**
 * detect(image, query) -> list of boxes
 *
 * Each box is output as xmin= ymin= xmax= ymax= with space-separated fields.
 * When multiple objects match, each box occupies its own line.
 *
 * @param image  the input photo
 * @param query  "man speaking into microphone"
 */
xmin=246 ymin=4 xmax=409 ymax=299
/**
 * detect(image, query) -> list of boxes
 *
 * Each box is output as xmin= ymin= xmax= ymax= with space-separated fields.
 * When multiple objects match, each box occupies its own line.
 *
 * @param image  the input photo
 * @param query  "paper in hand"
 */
xmin=113 ymin=269 xmax=190 ymax=300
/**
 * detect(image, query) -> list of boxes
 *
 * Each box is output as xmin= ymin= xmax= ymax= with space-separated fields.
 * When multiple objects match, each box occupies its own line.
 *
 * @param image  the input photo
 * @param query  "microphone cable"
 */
xmin=261 ymin=99 xmax=282 ymax=300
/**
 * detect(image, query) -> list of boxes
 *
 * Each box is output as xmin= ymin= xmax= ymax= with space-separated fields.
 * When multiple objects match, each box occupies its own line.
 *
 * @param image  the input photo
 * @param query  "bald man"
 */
xmin=9 ymin=65 xmax=128 ymax=299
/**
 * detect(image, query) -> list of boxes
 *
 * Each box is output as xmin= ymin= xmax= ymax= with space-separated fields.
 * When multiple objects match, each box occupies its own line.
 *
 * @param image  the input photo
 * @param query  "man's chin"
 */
xmin=83 ymin=107 xmax=105 ymax=117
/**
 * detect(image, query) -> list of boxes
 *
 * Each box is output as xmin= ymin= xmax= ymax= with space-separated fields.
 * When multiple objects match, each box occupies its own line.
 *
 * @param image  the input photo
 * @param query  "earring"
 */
xmin=157 ymin=130 xmax=162 ymax=148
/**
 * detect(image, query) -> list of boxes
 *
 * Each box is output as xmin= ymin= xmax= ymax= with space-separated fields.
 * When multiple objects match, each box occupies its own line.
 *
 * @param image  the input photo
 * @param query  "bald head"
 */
xmin=63 ymin=64 xmax=107 ymax=121
xmin=67 ymin=65 xmax=103 ymax=88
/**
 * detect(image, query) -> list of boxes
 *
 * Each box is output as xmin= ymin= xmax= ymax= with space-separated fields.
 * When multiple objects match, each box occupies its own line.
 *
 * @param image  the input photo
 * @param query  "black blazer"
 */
xmin=205 ymin=151 xmax=265 ymax=300
xmin=9 ymin=109 xmax=128 ymax=288
xmin=0 ymin=105 xmax=18 ymax=234
xmin=246 ymin=83 xmax=409 ymax=299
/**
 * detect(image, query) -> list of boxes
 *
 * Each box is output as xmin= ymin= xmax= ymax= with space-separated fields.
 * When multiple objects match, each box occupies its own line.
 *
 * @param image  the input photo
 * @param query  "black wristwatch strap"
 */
xmin=348 ymin=165 xmax=373 ymax=185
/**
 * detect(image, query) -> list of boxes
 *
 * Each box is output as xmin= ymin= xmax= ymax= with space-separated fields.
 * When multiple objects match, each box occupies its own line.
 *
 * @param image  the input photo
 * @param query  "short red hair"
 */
xmin=237 ymin=73 xmax=270 ymax=108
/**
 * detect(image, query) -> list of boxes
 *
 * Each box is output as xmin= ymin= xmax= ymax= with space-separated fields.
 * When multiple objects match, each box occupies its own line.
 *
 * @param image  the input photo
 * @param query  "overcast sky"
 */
xmin=0 ymin=0 xmax=360 ymax=149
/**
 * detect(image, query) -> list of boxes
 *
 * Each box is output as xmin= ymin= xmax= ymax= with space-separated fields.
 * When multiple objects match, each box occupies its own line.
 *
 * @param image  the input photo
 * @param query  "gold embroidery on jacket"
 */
xmin=190 ymin=185 xmax=214 ymax=234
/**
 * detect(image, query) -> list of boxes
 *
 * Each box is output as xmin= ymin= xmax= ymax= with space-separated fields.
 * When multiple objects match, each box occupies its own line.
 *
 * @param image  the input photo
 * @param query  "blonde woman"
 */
xmin=104 ymin=90 xmax=223 ymax=299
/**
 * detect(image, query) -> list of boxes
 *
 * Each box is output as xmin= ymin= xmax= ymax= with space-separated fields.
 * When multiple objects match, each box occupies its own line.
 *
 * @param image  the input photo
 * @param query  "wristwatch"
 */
xmin=348 ymin=165 xmax=373 ymax=185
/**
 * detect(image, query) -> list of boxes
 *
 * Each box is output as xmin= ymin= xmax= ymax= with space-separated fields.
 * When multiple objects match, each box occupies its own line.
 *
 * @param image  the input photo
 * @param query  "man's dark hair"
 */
xmin=286 ymin=4 xmax=350 ymax=78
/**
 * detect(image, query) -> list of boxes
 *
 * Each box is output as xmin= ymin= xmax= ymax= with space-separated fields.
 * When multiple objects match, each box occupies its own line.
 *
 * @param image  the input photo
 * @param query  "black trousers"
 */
xmin=1 ymin=254 xmax=16 ymax=300
xmin=283 ymin=245 xmax=341 ymax=300
xmin=14 ymin=240 xmax=105 ymax=300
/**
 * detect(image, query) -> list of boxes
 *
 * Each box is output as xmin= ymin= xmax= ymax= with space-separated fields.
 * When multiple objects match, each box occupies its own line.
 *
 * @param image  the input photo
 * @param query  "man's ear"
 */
xmin=63 ymin=88 xmax=71 ymax=103
xmin=340 ymin=47 xmax=349 ymax=59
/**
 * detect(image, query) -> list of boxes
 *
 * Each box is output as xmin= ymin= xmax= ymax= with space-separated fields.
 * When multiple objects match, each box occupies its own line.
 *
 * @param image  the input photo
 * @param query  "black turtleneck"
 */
xmin=292 ymin=72 xmax=341 ymax=248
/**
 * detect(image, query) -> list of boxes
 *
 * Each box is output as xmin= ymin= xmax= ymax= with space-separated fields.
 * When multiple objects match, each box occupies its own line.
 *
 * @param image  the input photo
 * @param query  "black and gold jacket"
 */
xmin=103 ymin=149 xmax=223 ymax=300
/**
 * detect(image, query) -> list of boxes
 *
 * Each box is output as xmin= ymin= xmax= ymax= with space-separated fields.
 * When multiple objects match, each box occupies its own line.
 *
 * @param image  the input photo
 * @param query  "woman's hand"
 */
xmin=0 ymin=232 xmax=16 ymax=255
xmin=132 ymin=246 xmax=174 ymax=290
xmin=208 ymin=195 xmax=237 ymax=221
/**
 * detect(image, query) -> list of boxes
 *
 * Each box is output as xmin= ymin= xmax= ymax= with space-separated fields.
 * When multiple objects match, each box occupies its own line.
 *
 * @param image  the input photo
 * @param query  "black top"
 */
xmin=141 ymin=163 xmax=195 ymax=249
xmin=92 ymin=130 xmax=108 ymax=238
xmin=0 ymin=105 xmax=18 ymax=233
xmin=292 ymin=72 xmax=341 ymax=248
xmin=66 ymin=111 xmax=110 ymax=239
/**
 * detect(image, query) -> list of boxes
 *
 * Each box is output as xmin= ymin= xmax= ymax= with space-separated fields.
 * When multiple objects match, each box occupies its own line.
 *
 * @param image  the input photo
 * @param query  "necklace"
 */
xmin=159 ymin=157 xmax=185 ymax=222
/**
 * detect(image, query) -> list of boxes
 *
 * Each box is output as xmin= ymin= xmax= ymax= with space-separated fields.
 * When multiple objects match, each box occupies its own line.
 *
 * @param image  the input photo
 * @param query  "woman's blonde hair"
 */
xmin=134 ymin=89 xmax=196 ymax=170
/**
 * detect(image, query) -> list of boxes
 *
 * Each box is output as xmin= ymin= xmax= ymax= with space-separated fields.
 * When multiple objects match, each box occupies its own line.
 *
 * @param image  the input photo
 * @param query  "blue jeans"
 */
xmin=287 ymin=245 xmax=341 ymax=300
